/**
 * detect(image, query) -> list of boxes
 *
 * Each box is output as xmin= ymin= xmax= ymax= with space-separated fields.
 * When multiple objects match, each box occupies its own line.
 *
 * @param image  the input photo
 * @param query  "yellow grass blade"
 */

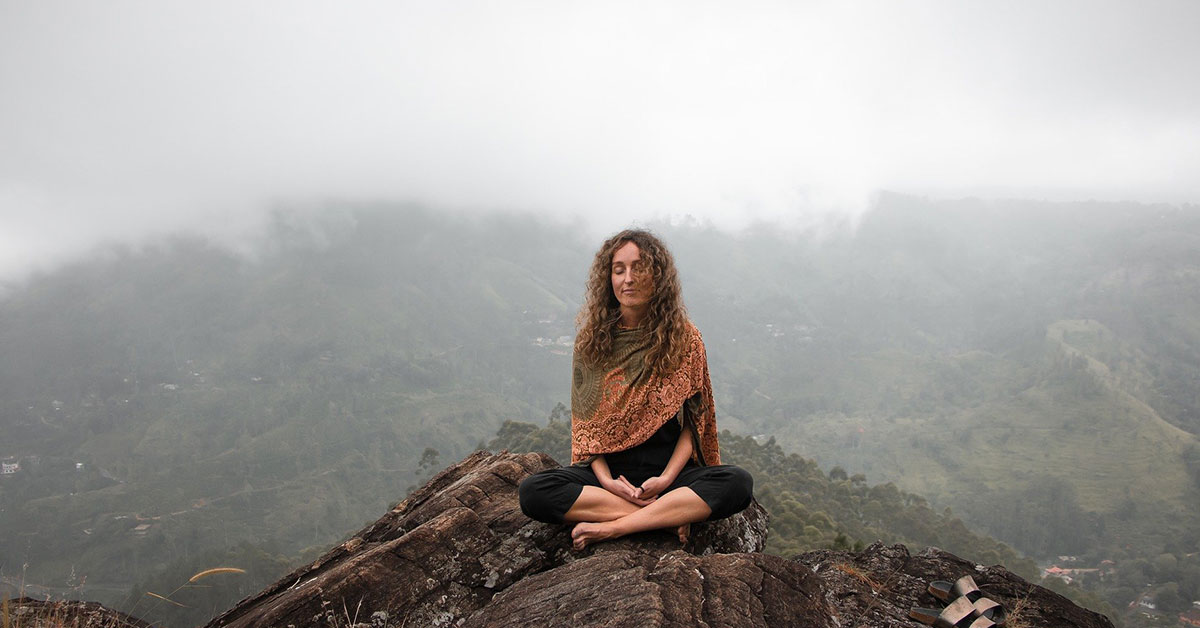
xmin=145 ymin=591 xmax=189 ymax=608
xmin=188 ymin=567 xmax=247 ymax=582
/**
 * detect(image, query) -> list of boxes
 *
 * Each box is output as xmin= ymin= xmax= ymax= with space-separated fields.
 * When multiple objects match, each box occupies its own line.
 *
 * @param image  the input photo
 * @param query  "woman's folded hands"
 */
xmin=600 ymin=474 xmax=657 ymax=506
xmin=599 ymin=472 xmax=677 ymax=506
xmin=637 ymin=474 xmax=673 ymax=500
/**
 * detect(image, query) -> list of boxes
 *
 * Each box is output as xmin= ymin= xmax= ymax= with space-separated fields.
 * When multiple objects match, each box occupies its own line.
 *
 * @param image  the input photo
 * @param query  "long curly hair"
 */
xmin=575 ymin=229 xmax=690 ymax=377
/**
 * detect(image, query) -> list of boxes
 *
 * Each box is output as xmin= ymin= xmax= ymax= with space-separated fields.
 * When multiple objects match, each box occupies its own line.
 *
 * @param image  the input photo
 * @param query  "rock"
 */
xmin=2 ymin=598 xmax=152 ymax=627
xmin=796 ymin=542 xmax=1116 ymax=628
xmin=463 ymin=550 xmax=834 ymax=628
xmin=205 ymin=451 xmax=770 ymax=628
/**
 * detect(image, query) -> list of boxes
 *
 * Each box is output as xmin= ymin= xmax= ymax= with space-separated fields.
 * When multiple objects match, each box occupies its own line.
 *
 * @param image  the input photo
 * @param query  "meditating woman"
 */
xmin=518 ymin=229 xmax=753 ymax=550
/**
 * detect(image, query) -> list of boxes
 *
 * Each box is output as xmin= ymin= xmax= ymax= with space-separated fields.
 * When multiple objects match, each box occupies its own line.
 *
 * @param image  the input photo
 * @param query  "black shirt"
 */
xmin=602 ymin=419 xmax=690 ymax=476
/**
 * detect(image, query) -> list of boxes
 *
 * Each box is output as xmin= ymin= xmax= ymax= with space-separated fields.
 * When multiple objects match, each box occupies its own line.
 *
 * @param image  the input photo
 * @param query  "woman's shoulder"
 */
xmin=682 ymin=319 xmax=705 ymax=347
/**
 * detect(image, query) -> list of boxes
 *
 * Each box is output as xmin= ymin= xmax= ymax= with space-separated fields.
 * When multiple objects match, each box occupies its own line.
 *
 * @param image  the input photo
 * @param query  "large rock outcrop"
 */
xmin=205 ymin=450 xmax=771 ymax=628
xmin=203 ymin=450 xmax=1113 ymax=628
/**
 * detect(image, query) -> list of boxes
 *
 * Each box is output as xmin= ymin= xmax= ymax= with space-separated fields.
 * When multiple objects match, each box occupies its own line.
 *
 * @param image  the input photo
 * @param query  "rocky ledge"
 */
xmin=203 ymin=451 xmax=1112 ymax=628
xmin=205 ymin=450 xmax=770 ymax=628
xmin=17 ymin=451 xmax=1115 ymax=627
xmin=2 ymin=598 xmax=153 ymax=627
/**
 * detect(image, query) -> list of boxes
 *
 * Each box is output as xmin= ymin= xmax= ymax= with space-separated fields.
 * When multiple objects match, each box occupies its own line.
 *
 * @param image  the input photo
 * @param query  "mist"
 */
xmin=3 ymin=0 xmax=1199 ymax=280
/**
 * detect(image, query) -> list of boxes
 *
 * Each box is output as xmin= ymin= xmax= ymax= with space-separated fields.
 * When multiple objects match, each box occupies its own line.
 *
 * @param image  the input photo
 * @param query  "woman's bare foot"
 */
xmin=571 ymin=522 xmax=619 ymax=550
xmin=676 ymin=523 xmax=690 ymax=544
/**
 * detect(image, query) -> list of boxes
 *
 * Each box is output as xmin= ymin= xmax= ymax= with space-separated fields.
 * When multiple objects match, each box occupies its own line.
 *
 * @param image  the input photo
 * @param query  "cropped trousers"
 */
xmin=518 ymin=461 xmax=754 ymax=524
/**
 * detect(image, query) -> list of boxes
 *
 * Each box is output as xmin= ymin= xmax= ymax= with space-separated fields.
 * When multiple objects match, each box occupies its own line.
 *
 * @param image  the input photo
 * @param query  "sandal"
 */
xmin=928 ymin=576 xmax=1007 ymax=625
xmin=909 ymin=596 xmax=999 ymax=628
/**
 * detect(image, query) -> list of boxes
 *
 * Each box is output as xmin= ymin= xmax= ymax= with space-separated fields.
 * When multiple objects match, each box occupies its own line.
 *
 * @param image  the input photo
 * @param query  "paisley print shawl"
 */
xmin=570 ymin=321 xmax=720 ymax=466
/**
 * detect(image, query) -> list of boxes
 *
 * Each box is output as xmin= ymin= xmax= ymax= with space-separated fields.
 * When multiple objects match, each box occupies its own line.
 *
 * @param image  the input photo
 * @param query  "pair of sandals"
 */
xmin=908 ymin=575 xmax=1007 ymax=628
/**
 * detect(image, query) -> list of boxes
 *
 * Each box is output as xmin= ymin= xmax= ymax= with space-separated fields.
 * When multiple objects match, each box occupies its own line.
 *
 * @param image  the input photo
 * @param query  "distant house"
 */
xmin=1130 ymin=592 xmax=1157 ymax=611
xmin=132 ymin=523 xmax=152 ymax=536
xmin=1180 ymin=608 xmax=1200 ymax=627
xmin=1042 ymin=564 xmax=1103 ymax=584
xmin=1042 ymin=566 xmax=1074 ymax=584
xmin=1 ymin=458 xmax=19 ymax=475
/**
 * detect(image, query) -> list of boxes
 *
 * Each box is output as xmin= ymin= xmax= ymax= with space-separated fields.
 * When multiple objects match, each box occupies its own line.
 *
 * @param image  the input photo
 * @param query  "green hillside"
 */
xmin=764 ymin=319 xmax=1198 ymax=535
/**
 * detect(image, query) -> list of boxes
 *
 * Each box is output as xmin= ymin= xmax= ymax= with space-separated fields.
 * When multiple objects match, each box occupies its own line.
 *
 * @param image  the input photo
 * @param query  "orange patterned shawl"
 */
xmin=570 ymin=321 xmax=720 ymax=466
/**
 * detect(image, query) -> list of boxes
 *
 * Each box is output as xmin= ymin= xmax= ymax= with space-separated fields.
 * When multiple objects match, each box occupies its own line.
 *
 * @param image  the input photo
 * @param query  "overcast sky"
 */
xmin=2 ymin=1 xmax=1199 ymax=280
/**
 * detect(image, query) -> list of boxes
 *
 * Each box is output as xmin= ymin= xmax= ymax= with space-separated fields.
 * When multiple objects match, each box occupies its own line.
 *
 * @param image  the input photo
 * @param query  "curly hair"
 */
xmin=575 ymin=229 xmax=690 ymax=377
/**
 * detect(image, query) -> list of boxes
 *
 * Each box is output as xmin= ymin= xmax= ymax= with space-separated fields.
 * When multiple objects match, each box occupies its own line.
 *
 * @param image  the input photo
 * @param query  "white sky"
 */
xmin=2 ymin=1 xmax=1199 ymax=279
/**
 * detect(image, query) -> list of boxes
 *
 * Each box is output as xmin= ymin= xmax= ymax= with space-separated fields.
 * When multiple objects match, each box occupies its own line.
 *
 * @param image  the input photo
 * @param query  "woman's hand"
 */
xmin=600 ymin=475 xmax=656 ymax=506
xmin=638 ymin=474 xmax=673 ymax=500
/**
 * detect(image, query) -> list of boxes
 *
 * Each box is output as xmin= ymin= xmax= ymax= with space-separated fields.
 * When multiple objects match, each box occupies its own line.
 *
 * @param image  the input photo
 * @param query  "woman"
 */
xmin=518 ymin=229 xmax=753 ymax=550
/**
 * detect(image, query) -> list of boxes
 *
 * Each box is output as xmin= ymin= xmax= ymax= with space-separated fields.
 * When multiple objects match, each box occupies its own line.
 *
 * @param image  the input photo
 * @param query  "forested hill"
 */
xmin=0 ymin=208 xmax=587 ymax=622
xmin=2 ymin=196 xmax=1199 ymax=626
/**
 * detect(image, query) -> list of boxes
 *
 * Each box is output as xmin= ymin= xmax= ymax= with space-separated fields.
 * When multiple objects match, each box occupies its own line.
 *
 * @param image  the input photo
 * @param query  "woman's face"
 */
xmin=611 ymin=240 xmax=653 ymax=313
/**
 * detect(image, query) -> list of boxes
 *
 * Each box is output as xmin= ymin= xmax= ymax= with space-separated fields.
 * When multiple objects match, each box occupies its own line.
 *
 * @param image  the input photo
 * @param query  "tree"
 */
xmin=418 ymin=448 xmax=440 ymax=474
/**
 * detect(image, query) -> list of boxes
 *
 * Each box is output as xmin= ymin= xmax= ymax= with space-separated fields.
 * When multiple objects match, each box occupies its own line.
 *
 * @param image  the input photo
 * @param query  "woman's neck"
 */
xmin=619 ymin=308 xmax=647 ymax=329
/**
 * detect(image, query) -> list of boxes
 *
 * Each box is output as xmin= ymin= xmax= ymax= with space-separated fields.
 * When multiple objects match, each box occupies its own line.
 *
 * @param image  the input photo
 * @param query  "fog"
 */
xmin=2 ymin=0 xmax=1199 ymax=279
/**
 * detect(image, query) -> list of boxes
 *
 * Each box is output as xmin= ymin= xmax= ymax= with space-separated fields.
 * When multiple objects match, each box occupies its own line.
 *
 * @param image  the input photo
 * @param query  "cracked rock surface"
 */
xmin=205 ymin=451 xmax=770 ymax=628
xmin=798 ymin=543 xmax=1115 ymax=628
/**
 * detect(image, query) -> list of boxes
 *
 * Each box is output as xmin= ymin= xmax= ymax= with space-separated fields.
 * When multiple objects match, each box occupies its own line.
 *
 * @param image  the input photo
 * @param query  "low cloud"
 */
xmin=2 ymin=0 xmax=1198 ymax=279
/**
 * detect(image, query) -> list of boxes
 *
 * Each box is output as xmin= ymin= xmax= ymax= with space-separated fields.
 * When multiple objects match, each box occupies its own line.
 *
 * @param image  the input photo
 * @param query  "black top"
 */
xmin=602 ymin=419 xmax=690 ymax=476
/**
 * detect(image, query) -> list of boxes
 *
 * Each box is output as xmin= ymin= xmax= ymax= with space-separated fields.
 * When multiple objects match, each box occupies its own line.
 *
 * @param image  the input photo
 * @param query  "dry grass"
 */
xmin=309 ymin=596 xmax=401 ymax=628
xmin=128 ymin=566 xmax=246 ymax=622
xmin=828 ymin=562 xmax=910 ymax=628
xmin=1000 ymin=594 xmax=1032 ymax=628
xmin=186 ymin=568 xmax=246 ymax=584
xmin=832 ymin=562 xmax=883 ymax=593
